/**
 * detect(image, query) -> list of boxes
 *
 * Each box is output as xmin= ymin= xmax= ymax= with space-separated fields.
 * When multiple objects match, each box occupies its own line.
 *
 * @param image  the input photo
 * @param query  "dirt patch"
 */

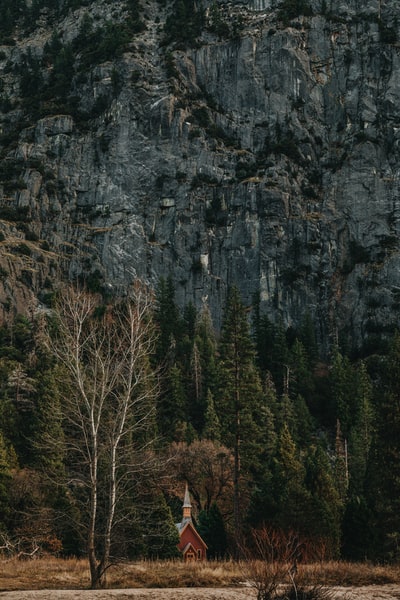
xmin=1 ymin=587 xmax=400 ymax=599
xmin=331 ymin=586 xmax=400 ymax=599
xmin=0 ymin=590 xmax=254 ymax=600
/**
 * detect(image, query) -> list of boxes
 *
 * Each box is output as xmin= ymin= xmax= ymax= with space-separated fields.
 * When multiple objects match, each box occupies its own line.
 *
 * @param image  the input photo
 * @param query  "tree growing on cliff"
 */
xmin=45 ymin=283 xmax=159 ymax=588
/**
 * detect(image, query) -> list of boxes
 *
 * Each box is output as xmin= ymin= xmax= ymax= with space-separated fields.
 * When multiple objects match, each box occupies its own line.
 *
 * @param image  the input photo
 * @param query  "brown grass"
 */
xmin=300 ymin=562 xmax=400 ymax=587
xmin=0 ymin=558 xmax=400 ymax=592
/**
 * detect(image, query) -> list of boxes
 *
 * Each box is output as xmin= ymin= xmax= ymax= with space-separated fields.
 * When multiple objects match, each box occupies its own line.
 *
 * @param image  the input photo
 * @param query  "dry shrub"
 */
xmin=278 ymin=586 xmax=336 ymax=600
xmin=239 ymin=525 xmax=400 ymax=599
xmin=240 ymin=527 xmax=340 ymax=600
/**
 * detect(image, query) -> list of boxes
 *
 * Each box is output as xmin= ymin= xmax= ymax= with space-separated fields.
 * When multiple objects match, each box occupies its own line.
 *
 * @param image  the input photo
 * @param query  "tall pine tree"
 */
xmin=365 ymin=332 xmax=400 ymax=561
xmin=217 ymin=286 xmax=265 ymax=543
xmin=0 ymin=431 xmax=12 ymax=533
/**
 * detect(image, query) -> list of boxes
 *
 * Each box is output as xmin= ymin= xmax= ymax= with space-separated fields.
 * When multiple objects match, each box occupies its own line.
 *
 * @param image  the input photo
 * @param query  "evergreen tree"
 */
xmin=331 ymin=349 xmax=357 ymax=438
xmin=292 ymin=393 xmax=315 ymax=448
xmin=154 ymin=277 xmax=187 ymax=439
xmin=50 ymin=44 xmax=75 ymax=100
xmin=254 ymin=313 xmax=290 ymax=394
xmin=188 ymin=341 xmax=204 ymax=431
xmin=0 ymin=0 xmax=25 ymax=38
xmin=275 ymin=393 xmax=297 ymax=438
xmin=217 ymin=286 xmax=265 ymax=542
xmin=334 ymin=419 xmax=349 ymax=504
xmin=191 ymin=304 xmax=218 ymax=431
xmin=197 ymin=503 xmax=227 ymax=558
xmin=203 ymin=389 xmax=221 ymax=441
xmin=365 ymin=332 xmax=400 ymax=561
xmin=183 ymin=301 xmax=197 ymax=341
xmin=298 ymin=311 xmax=319 ymax=365
xmin=246 ymin=393 xmax=277 ymax=528
xmin=341 ymin=495 xmax=373 ymax=560
xmin=158 ymin=364 xmax=187 ymax=441
xmin=340 ymin=361 xmax=374 ymax=559
xmin=270 ymin=424 xmax=311 ymax=535
xmin=331 ymin=353 xmax=374 ymax=555
xmin=12 ymin=315 xmax=33 ymax=354
xmin=0 ymin=360 xmax=18 ymax=447
xmin=347 ymin=361 xmax=374 ymax=495
xmin=270 ymin=321 xmax=290 ymax=395
xmin=143 ymin=493 xmax=180 ymax=558
xmin=289 ymin=338 xmax=315 ymax=407
xmin=304 ymin=444 xmax=342 ymax=557
xmin=262 ymin=371 xmax=279 ymax=421
xmin=164 ymin=0 xmax=205 ymax=47
xmin=6 ymin=363 xmax=37 ymax=465
xmin=0 ymin=431 xmax=12 ymax=532
xmin=251 ymin=294 xmax=281 ymax=381
xmin=33 ymin=366 xmax=65 ymax=473
xmin=154 ymin=276 xmax=181 ymax=365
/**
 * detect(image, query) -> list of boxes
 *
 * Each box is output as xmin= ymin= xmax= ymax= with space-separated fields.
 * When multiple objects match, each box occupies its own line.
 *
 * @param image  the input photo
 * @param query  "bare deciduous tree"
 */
xmin=163 ymin=439 xmax=234 ymax=515
xmin=241 ymin=526 xmax=335 ymax=600
xmin=46 ymin=282 xmax=159 ymax=589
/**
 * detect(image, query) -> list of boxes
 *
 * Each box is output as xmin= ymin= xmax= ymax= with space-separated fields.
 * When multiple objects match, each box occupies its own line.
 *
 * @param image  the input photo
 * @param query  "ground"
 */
xmin=1 ymin=587 xmax=400 ymax=599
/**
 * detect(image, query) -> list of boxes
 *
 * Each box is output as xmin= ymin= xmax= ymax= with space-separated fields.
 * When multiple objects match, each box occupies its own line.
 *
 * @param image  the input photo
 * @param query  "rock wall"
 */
xmin=0 ymin=0 xmax=400 ymax=352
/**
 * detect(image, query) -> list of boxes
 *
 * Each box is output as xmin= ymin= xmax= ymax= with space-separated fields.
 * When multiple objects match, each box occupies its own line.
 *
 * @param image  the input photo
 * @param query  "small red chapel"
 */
xmin=176 ymin=484 xmax=208 ymax=561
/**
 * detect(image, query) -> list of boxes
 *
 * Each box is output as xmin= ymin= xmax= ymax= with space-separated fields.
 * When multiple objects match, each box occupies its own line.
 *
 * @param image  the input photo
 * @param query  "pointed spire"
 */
xmin=182 ymin=483 xmax=192 ymax=521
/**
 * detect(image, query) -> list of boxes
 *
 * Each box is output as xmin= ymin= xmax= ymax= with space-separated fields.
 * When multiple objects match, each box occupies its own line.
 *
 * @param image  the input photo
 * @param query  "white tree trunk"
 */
xmin=46 ymin=282 xmax=158 ymax=589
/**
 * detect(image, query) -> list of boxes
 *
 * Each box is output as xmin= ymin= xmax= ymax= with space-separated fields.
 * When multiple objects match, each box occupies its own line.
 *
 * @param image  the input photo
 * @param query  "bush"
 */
xmin=205 ymin=196 xmax=227 ymax=227
xmin=275 ymin=586 xmax=336 ymax=600
xmin=164 ymin=51 xmax=179 ymax=79
xmin=349 ymin=241 xmax=370 ymax=264
xmin=163 ymin=0 xmax=205 ymax=47
xmin=0 ymin=206 xmax=29 ymax=222
xmin=19 ymin=53 xmax=43 ymax=99
xmin=191 ymin=173 xmax=218 ymax=188
xmin=25 ymin=230 xmax=39 ymax=242
xmin=207 ymin=3 xmax=231 ymax=38
xmin=15 ymin=243 xmax=32 ymax=256
xmin=241 ymin=527 xmax=337 ymax=600
xmin=235 ymin=160 xmax=257 ymax=181
xmin=0 ymin=95 xmax=12 ymax=112
xmin=74 ymin=21 xmax=131 ymax=70
xmin=188 ymin=128 xmax=201 ymax=140
xmin=207 ymin=124 xmax=238 ymax=147
xmin=191 ymin=106 xmax=210 ymax=128
xmin=40 ymin=240 xmax=50 ymax=251
xmin=378 ymin=19 xmax=397 ymax=44
xmin=125 ymin=0 xmax=146 ymax=33
xmin=0 ymin=0 xmax=27 ymax=39
xmin=278 ymin=0 xmax=313 ymax=25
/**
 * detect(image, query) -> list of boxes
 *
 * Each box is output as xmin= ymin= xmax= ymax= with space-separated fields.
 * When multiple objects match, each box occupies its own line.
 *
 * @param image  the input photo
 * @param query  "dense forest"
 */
xmin=0 ymin=277 xmax=399 ymax=568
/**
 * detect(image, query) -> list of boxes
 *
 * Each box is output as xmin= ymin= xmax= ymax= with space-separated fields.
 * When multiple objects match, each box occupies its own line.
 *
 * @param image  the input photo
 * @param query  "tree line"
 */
xmin=0 ymin=277 xmax=399 ymax=586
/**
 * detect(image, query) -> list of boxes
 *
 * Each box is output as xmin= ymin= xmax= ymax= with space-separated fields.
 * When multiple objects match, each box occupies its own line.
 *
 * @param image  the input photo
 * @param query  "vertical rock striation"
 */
xmin=0 ymin=0 xmax=399 ymax=351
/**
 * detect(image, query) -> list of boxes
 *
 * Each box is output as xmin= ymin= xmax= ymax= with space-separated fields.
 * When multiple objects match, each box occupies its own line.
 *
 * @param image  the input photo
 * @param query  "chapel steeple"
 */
xmin=176 ymin=483 xmax=207 ymax=560
xmin=182 ymin=483 xmax=192 ymax=521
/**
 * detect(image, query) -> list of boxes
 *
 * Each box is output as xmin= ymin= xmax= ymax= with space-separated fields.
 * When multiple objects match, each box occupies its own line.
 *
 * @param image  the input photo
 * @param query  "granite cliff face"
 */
xmin=0 ymin=0 xmax=399 ymax=352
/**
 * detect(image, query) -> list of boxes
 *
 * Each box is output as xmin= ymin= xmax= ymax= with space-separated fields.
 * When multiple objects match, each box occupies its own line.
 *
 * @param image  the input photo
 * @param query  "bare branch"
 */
xmin=44 ymin=281 xmax=159 ymax=589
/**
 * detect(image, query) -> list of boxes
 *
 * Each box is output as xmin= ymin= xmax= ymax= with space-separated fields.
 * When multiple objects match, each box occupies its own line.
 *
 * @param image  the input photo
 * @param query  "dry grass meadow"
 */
xmin=1 ymin=557 xmax=400 ymax=598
